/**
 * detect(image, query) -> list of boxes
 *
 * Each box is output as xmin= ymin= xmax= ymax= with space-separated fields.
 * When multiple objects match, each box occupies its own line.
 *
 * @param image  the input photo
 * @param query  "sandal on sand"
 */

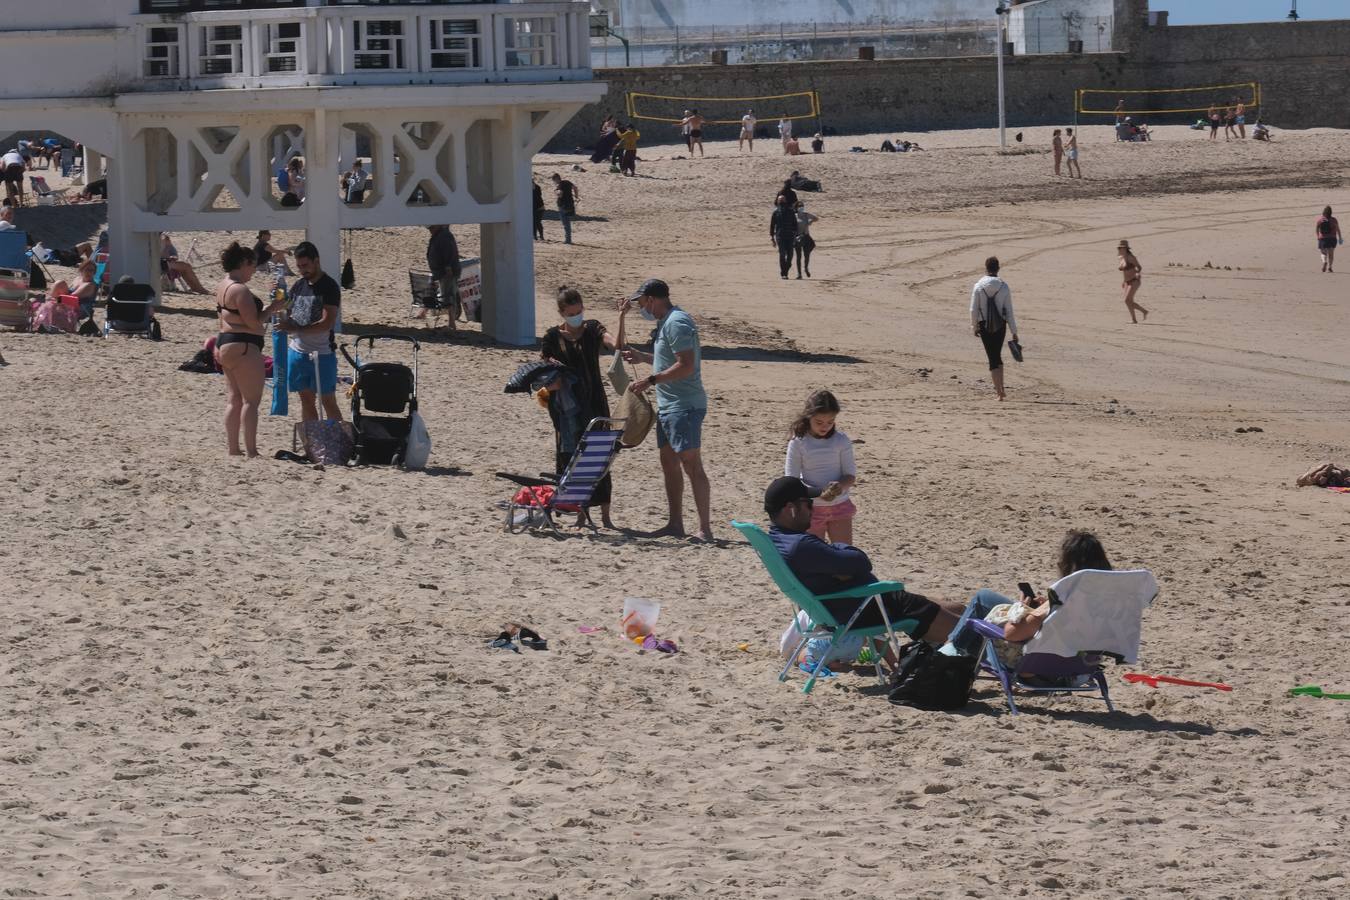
xmin=518 ymin=627 xmax=548 ymax=651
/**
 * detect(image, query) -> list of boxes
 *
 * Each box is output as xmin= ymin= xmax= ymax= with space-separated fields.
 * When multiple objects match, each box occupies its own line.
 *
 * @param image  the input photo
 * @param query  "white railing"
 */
xmin=131 ymin=2 xmax=591 ymax=89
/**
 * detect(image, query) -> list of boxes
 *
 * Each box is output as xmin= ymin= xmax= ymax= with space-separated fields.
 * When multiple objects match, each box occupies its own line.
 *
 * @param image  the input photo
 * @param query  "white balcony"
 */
xmin=130 ymin=1 xmax=592 ymax=91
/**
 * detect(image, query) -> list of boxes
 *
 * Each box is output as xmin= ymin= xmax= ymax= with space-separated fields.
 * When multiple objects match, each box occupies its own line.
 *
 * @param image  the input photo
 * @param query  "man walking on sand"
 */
xmin=1065 ymin=128 xmax=1082 ymax=179
xmin=621 ymin=278 xmax=713 ymax=543
xmin=739 ymin=109 xmax=757 ymax=152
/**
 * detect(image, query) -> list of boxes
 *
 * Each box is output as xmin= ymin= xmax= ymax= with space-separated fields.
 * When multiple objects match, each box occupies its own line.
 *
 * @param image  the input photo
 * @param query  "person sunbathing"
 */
xmin=941 ymin=530 xmax=1114 ymax=665
xmin=46 ymin=258 xmax=99 ymax=315
xmin=160 ymin=232 xmax=209 ymax=293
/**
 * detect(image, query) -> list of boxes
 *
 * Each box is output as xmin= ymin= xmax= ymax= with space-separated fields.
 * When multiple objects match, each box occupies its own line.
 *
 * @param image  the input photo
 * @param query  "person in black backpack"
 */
xmin=1316 ymin=205 xmax=1341 ymax=273
xmin=970 ymin=256 xmax=1020 ymax=401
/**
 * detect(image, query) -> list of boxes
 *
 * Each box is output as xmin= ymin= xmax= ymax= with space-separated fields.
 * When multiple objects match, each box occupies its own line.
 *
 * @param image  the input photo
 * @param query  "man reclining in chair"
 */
xmin=765 ymin=477 xmax=959 ymax=662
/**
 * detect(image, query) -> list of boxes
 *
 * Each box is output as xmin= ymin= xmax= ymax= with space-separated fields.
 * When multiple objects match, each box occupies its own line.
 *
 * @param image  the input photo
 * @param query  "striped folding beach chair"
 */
xmin=496 ymin=417 xmax=625 ymax=535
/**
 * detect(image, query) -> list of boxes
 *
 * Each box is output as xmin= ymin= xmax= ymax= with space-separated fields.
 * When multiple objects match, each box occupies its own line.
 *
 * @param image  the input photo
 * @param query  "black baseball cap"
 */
xmin=764 ymin=476 xmax=821 ymax=517
xmin=627 ymin=278 xmax=669 ymax=302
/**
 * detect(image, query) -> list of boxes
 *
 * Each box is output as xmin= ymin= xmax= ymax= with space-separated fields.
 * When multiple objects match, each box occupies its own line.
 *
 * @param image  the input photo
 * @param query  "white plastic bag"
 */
xmin=403 ymin=411 xmax=431 ymax=470
xmin=621 ymin=597 xmax=661 ymax=639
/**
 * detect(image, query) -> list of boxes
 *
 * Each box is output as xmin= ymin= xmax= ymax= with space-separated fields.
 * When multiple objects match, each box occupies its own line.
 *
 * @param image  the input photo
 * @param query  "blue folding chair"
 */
xmin=0 ymin=230 xmax=32 ymax=331
xmin=966 ymin=569 xmax=1158 ymax=715
xmin=496 ymin=417 xmax=625 ymax=535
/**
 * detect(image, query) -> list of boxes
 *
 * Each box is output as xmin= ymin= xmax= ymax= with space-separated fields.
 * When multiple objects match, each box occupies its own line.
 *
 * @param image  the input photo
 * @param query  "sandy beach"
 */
xmin=3 ymin=123 xmax=1350 ymax=897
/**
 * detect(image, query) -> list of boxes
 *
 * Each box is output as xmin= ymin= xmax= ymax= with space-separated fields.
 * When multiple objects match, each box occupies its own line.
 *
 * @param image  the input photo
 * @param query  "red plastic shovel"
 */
xmin=1124 ymin=673 xmax=1232 ymax=691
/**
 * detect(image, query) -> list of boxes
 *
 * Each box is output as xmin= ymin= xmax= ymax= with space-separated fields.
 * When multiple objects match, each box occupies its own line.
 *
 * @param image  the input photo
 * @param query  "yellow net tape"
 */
xmin=626 ymin=91 xmax=821 ymax=125
xmin=1077 ymin=82 xmax=1260 ymax=116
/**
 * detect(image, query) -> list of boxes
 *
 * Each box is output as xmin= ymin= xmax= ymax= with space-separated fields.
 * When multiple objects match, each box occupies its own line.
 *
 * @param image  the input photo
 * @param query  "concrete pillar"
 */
xmin=479 ymin=110 xmax=535 ymax=346
xmin=305 ymin=108 xmax=342 ymax=321
xmin=106 ymin=120 xmax=157 ymax=295
xmin=76 ymin=146 xmax=103 ymax=186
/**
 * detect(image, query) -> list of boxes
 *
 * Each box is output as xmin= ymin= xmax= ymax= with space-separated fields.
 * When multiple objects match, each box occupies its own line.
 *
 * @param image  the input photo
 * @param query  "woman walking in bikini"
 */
xmin=1118 ymin=240 xmax=1148 ymax=324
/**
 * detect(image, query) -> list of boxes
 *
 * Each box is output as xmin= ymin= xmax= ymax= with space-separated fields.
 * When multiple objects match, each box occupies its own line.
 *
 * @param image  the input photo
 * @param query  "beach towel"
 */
xmin=271 ymin=329 xmax=288 ymax=415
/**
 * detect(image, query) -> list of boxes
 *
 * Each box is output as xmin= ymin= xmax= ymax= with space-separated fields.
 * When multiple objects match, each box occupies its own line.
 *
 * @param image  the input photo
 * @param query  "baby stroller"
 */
xmin=338 ymin=333 xmax=420 ymax=465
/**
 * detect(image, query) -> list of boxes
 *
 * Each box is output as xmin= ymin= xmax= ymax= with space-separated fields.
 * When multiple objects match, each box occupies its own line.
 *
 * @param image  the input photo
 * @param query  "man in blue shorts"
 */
xmin=623 ymin=278 xmax=713 ymax=542
xmin=278 ymin=241 xmax=343 ymax=422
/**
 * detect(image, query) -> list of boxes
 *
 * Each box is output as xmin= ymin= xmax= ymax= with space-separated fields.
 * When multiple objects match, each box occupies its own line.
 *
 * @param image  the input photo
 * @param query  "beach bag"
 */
xmin=606 ymin=353 xmax=631 ymax=396
xmin=403 ymin=411 xmax=431 ymax=470
xmin=31 ymin=298 xmax=79 ymax=333
xmin=615 ymin=386 xmax=655 ymax=448
xmin=294 ymin=419 xmax=355 ymax=466
xmin=887 ymin=641 xmax=978 ymax=711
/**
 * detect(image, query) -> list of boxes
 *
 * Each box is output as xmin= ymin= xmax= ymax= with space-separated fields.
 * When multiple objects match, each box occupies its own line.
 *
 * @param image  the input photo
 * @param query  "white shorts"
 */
xmin=740 ymin=129 xmax=753 ymax=138
xmin=1068 ymin=148 xmax=1079 ymax=160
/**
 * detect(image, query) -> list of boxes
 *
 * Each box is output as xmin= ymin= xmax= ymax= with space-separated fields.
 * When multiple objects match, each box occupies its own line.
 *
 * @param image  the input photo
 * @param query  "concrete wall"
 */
xmin=594 ymin=0 xmax=989 ymax=30
xmin=1009 ymin=0 xmax=1114 ymax=54
xmin=592 ymin=25 xmax=995 ymax=67
xmin=549 ymin=16 xmax=1350 ymax=149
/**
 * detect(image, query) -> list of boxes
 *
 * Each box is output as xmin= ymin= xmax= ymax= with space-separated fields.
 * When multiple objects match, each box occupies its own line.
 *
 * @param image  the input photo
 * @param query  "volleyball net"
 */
xmin=1076 ymin=82 xmax=1261 ymax=117
xmin=625 ymin=90 xmax=821 ymax=126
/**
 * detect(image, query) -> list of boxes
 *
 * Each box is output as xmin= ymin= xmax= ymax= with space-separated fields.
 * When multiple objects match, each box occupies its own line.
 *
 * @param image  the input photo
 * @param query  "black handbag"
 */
xmin=887 ymin=641 xmax=979 ymax=711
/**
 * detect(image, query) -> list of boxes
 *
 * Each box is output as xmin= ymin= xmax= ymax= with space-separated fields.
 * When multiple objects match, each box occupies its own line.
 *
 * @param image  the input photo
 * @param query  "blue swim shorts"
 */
xmin=655 ymin=407 xmax=707 ymax=453
xmin=286 ymin=348 xmax=338 ymax=395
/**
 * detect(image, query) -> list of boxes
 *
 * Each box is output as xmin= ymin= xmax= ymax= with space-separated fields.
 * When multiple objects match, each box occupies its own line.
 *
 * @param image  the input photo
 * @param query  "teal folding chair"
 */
xmin=732 ymin=521 xmax=918 ymax=694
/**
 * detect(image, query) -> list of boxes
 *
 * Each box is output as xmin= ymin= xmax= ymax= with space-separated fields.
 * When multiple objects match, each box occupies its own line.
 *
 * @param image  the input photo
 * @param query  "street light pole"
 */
xmin=996 ymin=2 xmax=1009 ymax=149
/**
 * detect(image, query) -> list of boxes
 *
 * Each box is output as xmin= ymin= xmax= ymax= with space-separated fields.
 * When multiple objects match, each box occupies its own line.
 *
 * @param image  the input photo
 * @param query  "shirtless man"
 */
xmin=681 ymin=109 xmax=706 ymax=158
xmin=1065 ymin=128 xmax=1082 ymax=179
xmin=739 ymin=109 xmax=756 ymax=152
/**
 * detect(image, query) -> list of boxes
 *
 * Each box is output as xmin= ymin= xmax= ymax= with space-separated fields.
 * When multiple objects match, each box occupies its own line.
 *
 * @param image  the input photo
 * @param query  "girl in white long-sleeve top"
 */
xmin=784 ymin=390 xmax=857 ymax=544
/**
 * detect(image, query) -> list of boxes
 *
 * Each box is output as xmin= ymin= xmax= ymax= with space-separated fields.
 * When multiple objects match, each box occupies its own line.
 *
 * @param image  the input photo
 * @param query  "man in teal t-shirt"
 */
xmin=623 ymin=278 xmax=713 ymax=542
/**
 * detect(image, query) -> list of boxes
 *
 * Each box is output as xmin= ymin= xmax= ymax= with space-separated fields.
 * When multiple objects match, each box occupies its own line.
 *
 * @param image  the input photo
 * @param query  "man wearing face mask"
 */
xmin=621 ymin=278 xmax=713 ymax=543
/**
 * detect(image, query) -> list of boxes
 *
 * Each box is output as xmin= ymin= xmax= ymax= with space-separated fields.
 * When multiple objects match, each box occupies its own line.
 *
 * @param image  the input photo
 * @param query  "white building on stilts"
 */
xmin=0 ymin=0 xmax=603 ymax=344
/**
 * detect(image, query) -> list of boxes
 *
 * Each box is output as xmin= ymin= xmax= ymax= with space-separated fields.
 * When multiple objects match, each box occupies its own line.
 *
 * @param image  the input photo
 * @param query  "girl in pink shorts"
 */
xmin=784 ymin=390 xmax=857 ymax=544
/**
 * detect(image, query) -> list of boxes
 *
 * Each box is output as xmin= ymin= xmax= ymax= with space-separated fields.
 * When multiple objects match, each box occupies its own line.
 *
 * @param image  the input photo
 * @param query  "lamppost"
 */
xmin=1288 ymin=1 xmax=1299 ymax=21
xmin=996 ymin=1 xmax=1010 ymax=149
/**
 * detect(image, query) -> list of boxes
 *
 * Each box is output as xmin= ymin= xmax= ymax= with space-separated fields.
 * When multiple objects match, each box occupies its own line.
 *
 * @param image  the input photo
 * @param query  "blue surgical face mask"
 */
xmin=640 ymin=305 xmax=658 ymax=322
xmin=564 ymin=312 xmax=584 ymax=327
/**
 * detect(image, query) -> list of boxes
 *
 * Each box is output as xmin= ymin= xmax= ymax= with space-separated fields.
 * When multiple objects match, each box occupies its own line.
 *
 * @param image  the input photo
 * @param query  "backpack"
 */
xmin=981 ymin=283 xmax=1005 ymax=333
xmin=887 ymin=641 xmax=979 ymax=711
xmin=1318 ymin=217 xmax=1335 ymax=237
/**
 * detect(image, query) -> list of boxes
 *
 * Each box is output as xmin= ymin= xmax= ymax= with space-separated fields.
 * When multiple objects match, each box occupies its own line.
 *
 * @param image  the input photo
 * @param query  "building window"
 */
xmin=503 ymin=17 xmax=558 ymax=68
xmin=261 ymin=21 xmax=303 ymax=73
xmin=427 ymin=19 xmax=481 ymax=70
xmin=353 ymin=19 xmax=407 ymax=71
xmin=198 ymin=24 xmax=245 ymax=76
xmin=144 ymin=26 xmax=183 ymax=78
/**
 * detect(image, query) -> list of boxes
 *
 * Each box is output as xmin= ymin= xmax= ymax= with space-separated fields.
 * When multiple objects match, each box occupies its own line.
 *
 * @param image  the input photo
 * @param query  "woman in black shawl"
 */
xmin=540 ymin=286 xmax=624 ymax=527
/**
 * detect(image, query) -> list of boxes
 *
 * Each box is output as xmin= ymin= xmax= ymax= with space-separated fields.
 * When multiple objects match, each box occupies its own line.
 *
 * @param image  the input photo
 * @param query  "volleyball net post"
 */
xmin=1075 ymin=82 xmax=1261 ymax=119
xmin=625 ymin=90 xmax=822 ymax=127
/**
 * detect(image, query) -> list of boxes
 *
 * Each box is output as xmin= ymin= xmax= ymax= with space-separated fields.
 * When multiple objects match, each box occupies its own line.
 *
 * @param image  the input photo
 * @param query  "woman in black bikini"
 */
xmin=216 ymin=242 xmax=286 ymax=457
xmin=1118 ymin=239 xmax=1148 ymax=324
